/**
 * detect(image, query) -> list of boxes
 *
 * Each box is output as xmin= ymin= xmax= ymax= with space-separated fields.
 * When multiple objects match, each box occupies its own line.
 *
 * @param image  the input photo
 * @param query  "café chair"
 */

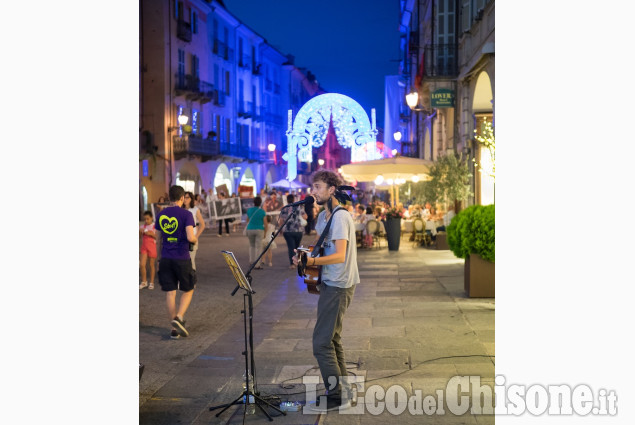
xmin=366 ymin=219 xmax=383 ymax=249
xmin=412 ymin=218 xmax=426 ymax=247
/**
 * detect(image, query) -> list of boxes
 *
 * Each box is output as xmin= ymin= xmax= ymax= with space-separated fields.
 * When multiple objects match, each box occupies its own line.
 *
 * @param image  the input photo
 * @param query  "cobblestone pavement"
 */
xmin=140 ymin=226 xmax=494 ymax=424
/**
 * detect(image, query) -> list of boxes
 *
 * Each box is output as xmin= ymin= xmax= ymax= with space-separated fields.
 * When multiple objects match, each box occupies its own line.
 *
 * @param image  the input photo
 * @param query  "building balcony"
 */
xmin=400 ymin=141 xmax=419 ymax=158
xmin=176 ymin=20 xmax=192 ymax=42
xmin=238 ymin=101 xmax=254 ymax=118
xmin=213 ymin=39 xmax=231 ymax=60
xmin=247 ymin=148 xmax=270 ymax=162
xmin=423 ymin=44 xmax=458 ymax=78
xmin=265 ymin=79 xmax=272 ymax=92
xmin=173 ymin=135 xmax=220 ymax=160
xmin=238 ymin=55 xmax=251 ymax=70
xmin=213 ymin=90 xmax=226 ymax=106
xmin=219 ymin=142 xmax=249 ymax=158
xmin=253 ymin=105 xmax=265 ymax=122
xmin=252 ymin=63 xmax=262 ymax=75
xmin=274 ymin=83 xmax=280 ymax=94
xmin=174 ymin=74 xmax=214 ymax=104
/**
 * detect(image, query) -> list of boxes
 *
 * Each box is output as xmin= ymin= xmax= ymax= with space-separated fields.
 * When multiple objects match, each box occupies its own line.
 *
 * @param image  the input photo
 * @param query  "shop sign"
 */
xmin=431 ymin=88 xmax=455 ymax=108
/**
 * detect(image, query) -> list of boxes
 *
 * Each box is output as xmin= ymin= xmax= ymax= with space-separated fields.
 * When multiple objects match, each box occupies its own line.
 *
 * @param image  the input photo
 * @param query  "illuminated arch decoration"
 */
xmin=283 ymin=93 xmax=378 ymax=181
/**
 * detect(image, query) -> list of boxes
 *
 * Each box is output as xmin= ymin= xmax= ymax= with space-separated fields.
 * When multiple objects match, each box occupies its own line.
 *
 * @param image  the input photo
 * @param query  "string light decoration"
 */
xmin=472 ymin=119 xmax=495 ymax=181
xmin=284 ymin=93 xmax=378 ymax=180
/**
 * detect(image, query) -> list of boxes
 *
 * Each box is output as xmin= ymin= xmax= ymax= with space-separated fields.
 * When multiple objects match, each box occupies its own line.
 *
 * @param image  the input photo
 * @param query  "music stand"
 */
xmin=209 ymin=251 xmax=286 ymax=422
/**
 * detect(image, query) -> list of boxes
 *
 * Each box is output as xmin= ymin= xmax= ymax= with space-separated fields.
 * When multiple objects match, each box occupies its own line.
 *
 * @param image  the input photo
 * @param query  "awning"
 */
xmin=340 ymin=156 xmax=433 ymax=183
xmin=270 ymin=178 xmax=309 ymax=189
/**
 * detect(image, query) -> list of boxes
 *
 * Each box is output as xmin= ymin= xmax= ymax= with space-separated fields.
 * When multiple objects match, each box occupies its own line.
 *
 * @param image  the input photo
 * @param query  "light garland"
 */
xmin=472 ymin=120 xmax=495 ymax=181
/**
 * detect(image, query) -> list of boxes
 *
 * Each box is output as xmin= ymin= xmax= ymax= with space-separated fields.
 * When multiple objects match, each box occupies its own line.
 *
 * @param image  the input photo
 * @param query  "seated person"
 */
xmin=435 ymin=206 xmax=456 ymax=235
xmin=355 ymin=204 xmax=367 ymax=224
xmin=422 ymin=202 xmax=432 ymax=220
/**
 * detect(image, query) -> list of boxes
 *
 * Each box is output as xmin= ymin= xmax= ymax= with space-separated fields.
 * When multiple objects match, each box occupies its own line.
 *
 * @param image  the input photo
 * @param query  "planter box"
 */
xmin=436 ymin=232 xmax=449 ymax=250
xmin=464 ymin=253 xmax=495 ymax=298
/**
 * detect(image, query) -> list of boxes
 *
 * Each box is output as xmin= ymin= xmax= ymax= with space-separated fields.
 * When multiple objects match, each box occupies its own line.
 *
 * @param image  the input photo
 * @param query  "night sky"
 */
xmin=223 ymin=0 xmax=401 ymax=129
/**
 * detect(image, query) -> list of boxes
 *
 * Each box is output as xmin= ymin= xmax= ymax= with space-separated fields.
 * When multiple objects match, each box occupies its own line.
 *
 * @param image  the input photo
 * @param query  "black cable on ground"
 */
xmin=259 ymin=354 xmax=495 ymax=397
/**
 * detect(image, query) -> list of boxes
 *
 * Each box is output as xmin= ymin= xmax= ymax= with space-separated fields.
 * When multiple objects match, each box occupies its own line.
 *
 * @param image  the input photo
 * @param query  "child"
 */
xmin=261 ymin=214 xmax=276 ymax=267
xmin=139 ymin=210 xmax=157 ymax=289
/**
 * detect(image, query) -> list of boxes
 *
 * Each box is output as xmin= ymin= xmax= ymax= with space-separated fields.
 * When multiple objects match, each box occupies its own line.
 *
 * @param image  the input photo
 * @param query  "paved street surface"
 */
xmin=140 ymin=226 xmax=495 ymax=424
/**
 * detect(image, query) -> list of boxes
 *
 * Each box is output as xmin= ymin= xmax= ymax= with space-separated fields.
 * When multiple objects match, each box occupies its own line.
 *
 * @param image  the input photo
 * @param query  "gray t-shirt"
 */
xmin=314 ymin=206 xmax=360 ymax=289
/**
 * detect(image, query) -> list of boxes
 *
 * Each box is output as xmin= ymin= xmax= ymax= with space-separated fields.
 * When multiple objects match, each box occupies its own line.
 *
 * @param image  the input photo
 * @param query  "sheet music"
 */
xmin=221 ymin=251 xmax=253 ymax=292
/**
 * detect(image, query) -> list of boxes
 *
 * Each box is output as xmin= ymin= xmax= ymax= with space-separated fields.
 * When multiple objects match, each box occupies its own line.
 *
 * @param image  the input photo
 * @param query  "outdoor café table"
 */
xmin=402 ymin=220 xmax=414 ymax=233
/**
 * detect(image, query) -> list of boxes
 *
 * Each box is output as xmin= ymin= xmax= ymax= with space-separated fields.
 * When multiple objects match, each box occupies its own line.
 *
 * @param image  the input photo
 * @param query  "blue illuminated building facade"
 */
xmin=139 ymin=0 xmax=324 ymax=210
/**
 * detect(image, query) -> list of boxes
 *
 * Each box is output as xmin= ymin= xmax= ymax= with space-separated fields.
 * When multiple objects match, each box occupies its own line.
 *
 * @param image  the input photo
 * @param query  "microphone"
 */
xmin=283 ymin=196 xmax=315 ymax=208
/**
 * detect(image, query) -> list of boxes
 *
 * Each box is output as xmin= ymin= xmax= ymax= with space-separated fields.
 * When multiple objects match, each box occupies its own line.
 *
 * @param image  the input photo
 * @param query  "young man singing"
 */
xmin=294 ymin=170 xmax=359 ymax=412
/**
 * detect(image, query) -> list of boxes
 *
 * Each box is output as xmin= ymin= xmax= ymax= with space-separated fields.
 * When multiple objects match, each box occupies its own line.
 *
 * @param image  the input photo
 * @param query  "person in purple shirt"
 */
xmin=155 ymin=185 xmax=198 ymax=339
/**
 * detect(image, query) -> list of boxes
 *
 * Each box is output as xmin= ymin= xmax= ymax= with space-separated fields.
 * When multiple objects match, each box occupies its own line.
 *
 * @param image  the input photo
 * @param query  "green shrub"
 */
xmin=446 ymin=204 xmax=495 ymax=262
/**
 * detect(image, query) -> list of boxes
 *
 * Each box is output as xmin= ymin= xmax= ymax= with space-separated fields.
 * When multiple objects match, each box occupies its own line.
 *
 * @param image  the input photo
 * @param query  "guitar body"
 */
xmin=297 ymin=245 xmax=323 ymax=295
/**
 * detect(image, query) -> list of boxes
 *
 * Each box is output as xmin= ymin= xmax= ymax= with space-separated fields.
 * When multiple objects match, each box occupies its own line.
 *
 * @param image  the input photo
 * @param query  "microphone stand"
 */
xmin=215 ymin=205 xmax=300 ymax=420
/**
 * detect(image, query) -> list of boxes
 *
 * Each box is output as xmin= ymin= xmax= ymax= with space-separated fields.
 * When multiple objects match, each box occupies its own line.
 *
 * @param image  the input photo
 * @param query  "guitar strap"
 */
xmin=311 ymin=206 xmax=345 ymax=258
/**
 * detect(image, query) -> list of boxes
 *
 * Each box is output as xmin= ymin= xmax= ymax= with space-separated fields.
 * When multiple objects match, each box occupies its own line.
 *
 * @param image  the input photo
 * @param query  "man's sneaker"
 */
xmin=306 ymin=395 xmax=352 ymax=413
xmin=171 ymin=317 xmax=189 ymax=337
xmin=148 ymin=282 xmax=154 ymax=290
xmin=139 ymin=282 xmax=148 ymax=289
xmin=170 ymin=329 xmax=180 ymax=339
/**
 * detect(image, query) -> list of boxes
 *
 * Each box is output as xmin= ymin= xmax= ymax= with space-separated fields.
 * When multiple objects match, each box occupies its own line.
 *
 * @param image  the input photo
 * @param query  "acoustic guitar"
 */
xmin=297 ymin=245 xmax=323 ymax=295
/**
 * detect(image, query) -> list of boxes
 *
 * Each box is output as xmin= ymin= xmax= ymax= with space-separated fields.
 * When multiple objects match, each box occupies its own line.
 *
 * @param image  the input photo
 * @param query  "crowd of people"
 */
xmin=140 ymin=184 xmax=454 ymax=348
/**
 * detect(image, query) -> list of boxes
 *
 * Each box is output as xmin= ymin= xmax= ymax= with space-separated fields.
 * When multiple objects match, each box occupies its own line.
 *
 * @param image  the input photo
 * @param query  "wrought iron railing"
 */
xmin=173 ymin=135 xmax=220 ymax=157
xmin=400 ymin=141 xmax=419 ymax=158
xmin=174 ymin=74 xmax=214 ymax=103
xmin=239 ymin=55 xmax=251 ymax=69
xmin=176 ymin=20 xmax=192 ymax=42
xmin=423 ymin=44 xmax=458 ymax=77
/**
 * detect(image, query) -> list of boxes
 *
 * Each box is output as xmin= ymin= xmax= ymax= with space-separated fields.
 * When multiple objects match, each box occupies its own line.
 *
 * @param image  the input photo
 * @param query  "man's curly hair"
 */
xmin=311 ymin=170 xmax=341 ymax=189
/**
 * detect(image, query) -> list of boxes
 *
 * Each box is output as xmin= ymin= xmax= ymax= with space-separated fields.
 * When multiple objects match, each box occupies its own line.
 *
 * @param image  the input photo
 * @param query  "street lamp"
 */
xmin=406 ymin=91 xmax=430 ymax=113
xmin=318 ymin=159 xmax=325 ymax=167
xmin=168 ymin=114 xmax=189 ymax=133
xmin=267 ymin=143 xmax=276 ymax=152
xmin=393 ymin=131 xmax=402 ymax=142
xmin=178 ymin=114 xmax=189 ymax=126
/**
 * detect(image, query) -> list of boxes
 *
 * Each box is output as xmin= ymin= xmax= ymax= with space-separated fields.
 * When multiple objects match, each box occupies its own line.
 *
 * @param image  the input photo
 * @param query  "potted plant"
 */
xmin=446 ymin=204 xmax=494 ymax=297
xmin=423 ymin=153 xmax=472 ymax=212
xmin=383 ymin=206 xmax=404 ymax=251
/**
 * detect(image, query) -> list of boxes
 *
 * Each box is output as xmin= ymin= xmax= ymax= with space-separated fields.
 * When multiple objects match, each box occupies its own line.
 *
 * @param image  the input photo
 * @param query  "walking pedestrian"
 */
xmin=155 ymin=185 xmax=198 ymax=339
xmin=139 ymin=210 xmax=157 ymax=290
xmin=245 ymin=196 xmax=266 ymax=269
xmin=217 ymin=191 xmax=231 ymax=237
xmin=278 ymin=194 xmax=307 ymax=269
xmin=293 ymin=170 xmax=359 ymax=412
xmin=261 ymin=214 xmax=276 ymax=267
xmin=183 ymin=191 xmax=205 ymax=270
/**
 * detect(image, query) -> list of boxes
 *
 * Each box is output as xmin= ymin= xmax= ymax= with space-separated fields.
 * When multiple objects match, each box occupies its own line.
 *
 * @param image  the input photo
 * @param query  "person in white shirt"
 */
xmin=434 ymin=205 xmax=456 ymax=240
